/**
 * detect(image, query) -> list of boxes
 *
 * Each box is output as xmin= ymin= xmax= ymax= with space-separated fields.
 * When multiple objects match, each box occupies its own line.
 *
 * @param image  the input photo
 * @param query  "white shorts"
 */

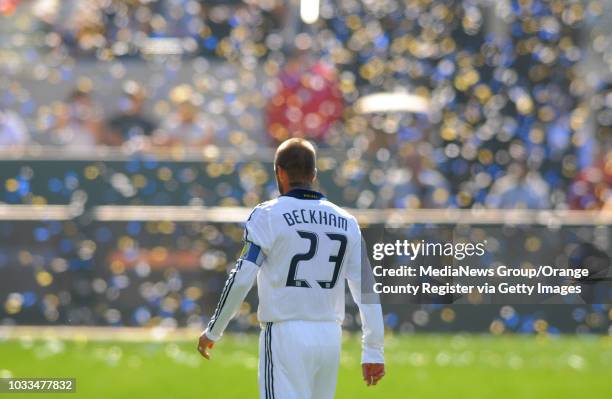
xmin=258 ymin=320 xmax=342 ymax=399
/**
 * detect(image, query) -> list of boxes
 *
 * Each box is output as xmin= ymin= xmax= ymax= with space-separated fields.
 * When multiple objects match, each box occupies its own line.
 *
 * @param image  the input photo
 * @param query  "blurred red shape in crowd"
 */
xmin=0 ymin=0 xmax=20 ymax=15
xmin=266 ymin=58 xmax=344 ymax=143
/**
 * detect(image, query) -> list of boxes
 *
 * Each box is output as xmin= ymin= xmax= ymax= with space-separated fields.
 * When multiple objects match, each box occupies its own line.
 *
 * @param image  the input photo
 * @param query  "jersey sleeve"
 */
xmin=203 ymin=206 xmax=272 ymax=341
xmin=243 ymin=206 xmax=275 ymax=254
xmin=346 ymin=228 xmax=385 ymax=364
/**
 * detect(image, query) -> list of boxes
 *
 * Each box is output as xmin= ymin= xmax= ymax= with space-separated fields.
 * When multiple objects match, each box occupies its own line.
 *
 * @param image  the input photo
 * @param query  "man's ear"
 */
xmin=276 ymin=167 xmax=288 ymax=189
xmin=313 ymin=168 xmax=318 ymax=182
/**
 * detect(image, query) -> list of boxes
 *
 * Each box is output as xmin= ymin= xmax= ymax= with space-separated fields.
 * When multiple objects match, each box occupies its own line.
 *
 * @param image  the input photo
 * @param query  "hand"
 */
xmin=197 ymin=334 xmax=215 ymax=360
xmin=362 ymin=363 xmax=385 ymax=386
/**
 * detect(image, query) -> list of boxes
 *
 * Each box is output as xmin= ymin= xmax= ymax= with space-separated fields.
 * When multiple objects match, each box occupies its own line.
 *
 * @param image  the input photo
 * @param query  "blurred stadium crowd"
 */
xmin=0 ymin=0 xmax=610 ymax=334
xmin=1 ymin=219 xmax=610 ymax=335
xmin=0 ymin=0 xmax=610 ymax=209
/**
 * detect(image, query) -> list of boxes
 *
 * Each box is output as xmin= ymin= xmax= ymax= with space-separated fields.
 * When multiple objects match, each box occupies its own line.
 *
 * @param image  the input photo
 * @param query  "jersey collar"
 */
xmin=282 ymin=188 xmax=326 ymax=200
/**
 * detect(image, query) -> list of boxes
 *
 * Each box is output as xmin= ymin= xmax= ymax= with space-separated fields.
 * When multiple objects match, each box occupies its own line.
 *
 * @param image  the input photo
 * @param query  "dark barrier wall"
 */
xmin=0 ymin=157 xmax=382 ymax=209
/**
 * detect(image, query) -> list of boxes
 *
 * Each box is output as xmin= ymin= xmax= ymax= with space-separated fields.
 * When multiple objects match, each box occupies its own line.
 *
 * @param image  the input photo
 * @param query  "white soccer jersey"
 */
xmin=204 ymin=188 xmax=384 ymax=364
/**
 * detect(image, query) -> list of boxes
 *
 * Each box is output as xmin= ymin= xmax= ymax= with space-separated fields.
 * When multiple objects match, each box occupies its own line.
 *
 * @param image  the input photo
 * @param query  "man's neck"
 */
xmin=283 ymin=184 xmax=312 ymax=195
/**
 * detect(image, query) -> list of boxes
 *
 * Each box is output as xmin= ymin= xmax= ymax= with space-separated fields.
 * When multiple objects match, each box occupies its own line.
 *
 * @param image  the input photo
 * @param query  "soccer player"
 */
xmin=197 ymin=138 xmax=385 ymax=398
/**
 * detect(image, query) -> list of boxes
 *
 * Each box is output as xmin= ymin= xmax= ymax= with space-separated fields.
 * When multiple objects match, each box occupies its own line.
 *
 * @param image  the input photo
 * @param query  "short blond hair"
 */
xmin=274 ymin=138 xmax=317 ymax=184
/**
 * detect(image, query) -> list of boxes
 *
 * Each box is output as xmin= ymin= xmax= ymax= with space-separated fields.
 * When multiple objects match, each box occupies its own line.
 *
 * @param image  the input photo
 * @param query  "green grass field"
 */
xmin=1 ymin=333 xmax=611 ymax=399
